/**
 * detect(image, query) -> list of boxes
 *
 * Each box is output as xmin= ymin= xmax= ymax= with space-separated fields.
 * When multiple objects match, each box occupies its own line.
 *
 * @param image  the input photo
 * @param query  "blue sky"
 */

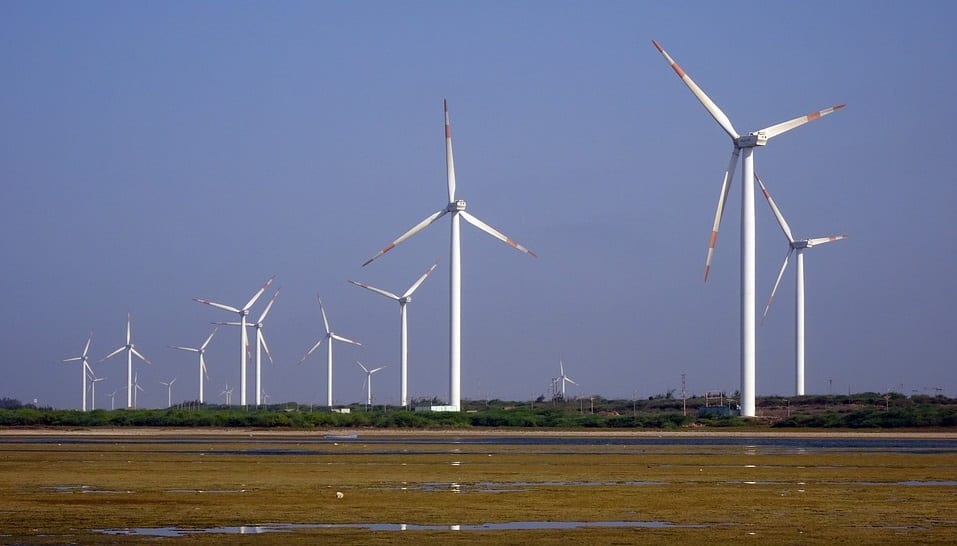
xmin=2 ymin=2 xmax=955 ymax=408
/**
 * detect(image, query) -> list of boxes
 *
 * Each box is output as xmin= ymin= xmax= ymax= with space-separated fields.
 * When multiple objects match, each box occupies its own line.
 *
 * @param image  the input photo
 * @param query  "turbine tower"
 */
xmin=350 ymin=262 xmax=437 ymax=408
xmin=62 ymin=332 xmax=93 ymax=411
xmin=100 ymin=313 xmax=151 ymax=409
xmin=193 ymin=275 xmax=275 ymax=406
xmin=363 ymin=100 xmax=536 ymax=411
xmin=757 ymin=175 xmax=847 ymax=396
xmin=169 ymin=327 xmax=217 ymax=404
xmin=355 ymin=361 xmax=387 ymax=407
xmin=298 ymin=296 xmax=361 ymax=407
xmin=652 ymin=40 xmax=844 ymax=416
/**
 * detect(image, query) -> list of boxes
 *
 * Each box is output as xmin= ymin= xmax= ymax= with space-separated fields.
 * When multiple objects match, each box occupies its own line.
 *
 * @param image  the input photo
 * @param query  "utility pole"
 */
xmin=681 ymin=373 xmax=687 ymax=417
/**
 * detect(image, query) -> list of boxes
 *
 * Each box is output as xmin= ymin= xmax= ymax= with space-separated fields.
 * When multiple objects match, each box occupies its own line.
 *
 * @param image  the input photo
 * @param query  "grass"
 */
xmin=0 ymin=431 xmax=955 ymax=544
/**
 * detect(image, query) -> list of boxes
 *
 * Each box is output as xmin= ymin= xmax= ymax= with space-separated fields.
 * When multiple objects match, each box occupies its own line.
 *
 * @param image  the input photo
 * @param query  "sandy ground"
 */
xmin=0 ymin=427 xmax=954 ymax=440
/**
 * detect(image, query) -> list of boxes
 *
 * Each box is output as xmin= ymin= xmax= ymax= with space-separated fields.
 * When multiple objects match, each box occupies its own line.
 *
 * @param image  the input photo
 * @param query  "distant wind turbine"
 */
xmin=87 ymin=365 xmax=105 ymax=411
xmin=757 ymin=175 xmax=847 ymax=396
xmin=554 ymin=360 xmax=577 ymax=400
xmin=132 ymin=372 xmax=144 ymax=409
xmin=169 ymin=327 xmax=217 ymax=404
xmin=62 ymin=332 xmax=93 ymax=411
xmin=362 ymin=100 xmax=536 ymax=411
xmin=106 ymin=389 xmax=118 ymax=411
xmin=100 ymin=313 xmax=151 ymax=409
xmin=159 ymin=377 xmax=177 ymax=408
xmin=219 ymin=383 xmax=233 ymax=406
xmin=652 ymin=40 xmax=844 ymax=416
xmin=355 ymin=361 xmax=387 ymax=407
xmin=193 ymin=275 xmax=275 ymax=407
xmin=215 ymin=287 xmax=280 ymax=406
xmin=350 ymin=263 xmax=437 ymax=408
xmin=299 ymin=296 xmax=361 ymax=407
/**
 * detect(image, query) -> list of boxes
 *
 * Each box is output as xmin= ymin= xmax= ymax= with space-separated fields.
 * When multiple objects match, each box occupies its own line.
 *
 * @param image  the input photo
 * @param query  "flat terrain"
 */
xmin=1 ymin=429 xmax=955 ymax=544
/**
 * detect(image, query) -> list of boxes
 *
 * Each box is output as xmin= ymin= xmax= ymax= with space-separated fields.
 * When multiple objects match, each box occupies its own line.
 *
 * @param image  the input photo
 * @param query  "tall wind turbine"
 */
xmin=652 ymin=40 xmax=844 ymax=417
xmin=554 ymin=360 xmax=577 ymax=400
xmin=299 ymin=296 xmax=361 ymax=407
xmin=362 ymin=100 xmax=536 ymax=411
xmin=193 ymin=275 xmax=275 ymax=407
xmin=356 ymin=361 xmax=387 ymax=407
xmin=215 ymin=288 xmax=280 ymax=407
xmin=100 ymin=313 xmax=151 ymax=409
xmin=757 ymin=175 xmax=847 ymax=396
xmin=159 ymin=377 xmax=177 ymax=408
xmin=350 ymin=263 xmax=437 ymax=408
xmin=169 ymin=327 xmax=217 ymax=404
xmin=62 ymin=332 xmax=93 ymax=411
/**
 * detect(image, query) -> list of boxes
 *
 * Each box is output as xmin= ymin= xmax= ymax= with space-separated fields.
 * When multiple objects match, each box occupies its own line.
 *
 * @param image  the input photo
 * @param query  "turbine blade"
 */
xmin=652 ymin=40 xmax=740 ymax=140
xmin=460 ymin=211 xmax=537 ymax=258
xmin=704 ymin=147 xmax=740 ymax=281
xmin=807 ymin=235 xmax=847 ymax=247
xmin=200 ymin=355 xmax=210 ymax=380
xmin=299 ymin=339 xmax=324 ymax=364
xmin=402 ymin=262 xmax=439 ymax=298
xmin=169 ymin=345 xmax=199 ymax=353
xmin=763 ymin=249 xmax=794 ymax=321
xmin=131 ymin=347 xmax=151 ymax=365
xmin=258 ymin=287 xmax=281 ymax=322
xmin=362 ymin=209 xmax=448 ymax=267
xmin=258 ymin=329 xmax=274 ymax=365
xmin=370 ymin=366 xmax=387 ymax=374
xmin=62 ymin=356 xmax=83 ymax=363
xmin=348 ymin=280 xmax=400 ymax=301
xmin=126 ymin=313 xmax=132 ymax=345
xmin=316 ymin=295 xmax=330 ymax=334
xmin=82 ymin=333 xmax=93 ymax=357
xmin=759 ymin=104 xmax=845 ymax=140
xmin=445 ymin=98 xmax=456 ymax=203
xmin=355 ymin=360 xmax=370 ymax=373
xmin=212 ymin=321 xmax=243 ymax=326
xmin=193 ymin=298 xmax=241 ymax=314
xmin=332 ymin=334 xmax=362 ymax=347
xmin=243 ymin=275 xmax=276 ymax=312
xmin=755 ymin=173 xmax=795 ymax=243
xmin=201 ymin=327 xmax=218 ymax=350
xmin=99 ymin=346 xmax=125 ymax=363
xmin=566 ymin=377 xmax=578 ymax=386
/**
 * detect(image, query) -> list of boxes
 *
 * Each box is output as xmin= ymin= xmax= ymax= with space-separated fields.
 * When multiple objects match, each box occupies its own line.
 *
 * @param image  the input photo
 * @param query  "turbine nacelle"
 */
xmin=792 ymin=240 xmax=810 ymax=250
xmin=447 ymin=199 xmax=467 ymax=212
xmin=737 ymin=133 xmax=769 ymax=148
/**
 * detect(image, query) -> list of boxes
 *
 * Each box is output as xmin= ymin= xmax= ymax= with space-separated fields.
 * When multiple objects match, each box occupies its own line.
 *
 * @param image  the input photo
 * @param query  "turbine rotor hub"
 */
xmin=737 ymin=133 xmax=768 ymax=148
xmin=447 ymin=199 xmax=467 ymax=212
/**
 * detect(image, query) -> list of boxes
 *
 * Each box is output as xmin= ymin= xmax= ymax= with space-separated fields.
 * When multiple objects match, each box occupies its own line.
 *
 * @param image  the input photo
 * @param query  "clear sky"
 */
xmin=2 ymin=1 xmax=955 ymax=409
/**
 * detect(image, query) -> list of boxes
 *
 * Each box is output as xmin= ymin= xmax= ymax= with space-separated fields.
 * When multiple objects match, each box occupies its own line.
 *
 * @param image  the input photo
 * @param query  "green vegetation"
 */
xmin=0 ymin=392 xmax=954 ymax=429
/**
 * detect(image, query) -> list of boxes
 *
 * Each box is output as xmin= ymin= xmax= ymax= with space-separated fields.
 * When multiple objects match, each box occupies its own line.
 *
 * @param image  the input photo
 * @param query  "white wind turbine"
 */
xmin=299 ymin=296 xmax=361 ymax=407
xmin=355 ymin=361 xmax=387 ymax=407
xmin=757 ymin=175 xmax=847 ymax=396
xmin=100 ymin=313 xmax=151 ymax=409
xmin=553 ymin=360 xmax=578 ymax=400
xmin=214 ymin=288 xmax=280 ymax=407
xmin=87 ymin=365 xmax=105 ymax=411
xmin=160 ymin=377 xmax=177 ymax=408
xmin=193 ymin=275 xmax=275 ymax=407
xmin=169 ymin=327 xmax=217 ymax=404
xmin=131 ymin=372 xmax=144 ymax=409
xmin=652 ymin=40 xmax=844 ymax=417
xmin=62 ymin=332 xmax=93 ymax=411
xmin=106 ymin=389 xmax=118 ymax=411
xmin=219 ymin=383 xmax=233 ymax=406
xmin=350 ymin=263 xmax=437 ymax=408
xmin=363 ymin=100 xmax=537 ymax=411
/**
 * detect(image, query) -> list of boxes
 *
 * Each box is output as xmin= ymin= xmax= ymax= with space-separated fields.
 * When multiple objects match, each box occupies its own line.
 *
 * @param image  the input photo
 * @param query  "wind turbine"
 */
xmin=298 ymin=296 xmax=361 ymax=407
xmin=355 ymin=361 xmax=387 ymax=407
xmin=169 ymin=327 xmax=217 ymax=405
xmin=219 ymin=383 xmax=233 ymax=406
xmin=554 ymin=360 xmax=577 ymax=400
xmin=100 ymin=313 xmax=151 ymax=409
xmin=214 ymin=288 xmax=280 ymax=407
xmin=106 ymin=389 xmax=118 ymax=411
xmin=132 ymin=372 xmax=144 ymax=409
xmin=757 ymin=175 xmax=847 ymax=396
xmin=62 ymin=332 xmax=93 ymax=411
xmin=193 ymin=275 xmax=275 ymax=407
xmin=362 ymin=100 xmax=537 ymax=411
xmin=87 ymin=365 xmax=105 ymax=411
xmin=159 ymin=377 xmax=177 ymax=408
xmin=652 ymin=40 xmax=844 ymax=417
xmin=350 ymin=263 xmax=437 ymax=408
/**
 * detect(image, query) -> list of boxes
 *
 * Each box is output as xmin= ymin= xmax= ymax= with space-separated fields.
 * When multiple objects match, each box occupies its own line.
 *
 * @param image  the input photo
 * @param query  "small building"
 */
xmin=414 ymin=405 xmax=458 ymax=412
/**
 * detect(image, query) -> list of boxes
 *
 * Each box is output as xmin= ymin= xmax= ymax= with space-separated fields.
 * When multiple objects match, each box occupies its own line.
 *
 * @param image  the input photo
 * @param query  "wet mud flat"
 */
xmin=1 ymin=429 xmax=955 ymax=544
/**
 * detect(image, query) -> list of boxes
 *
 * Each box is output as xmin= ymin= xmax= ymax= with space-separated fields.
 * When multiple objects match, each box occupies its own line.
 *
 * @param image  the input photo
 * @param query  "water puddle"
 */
xmin=44 ymin=485 xmax=132 ymax=494
xmin=97 ymin=520 xmax=708 ymax=536
xmin=400 ymin=480 xmax=665 ymax=493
